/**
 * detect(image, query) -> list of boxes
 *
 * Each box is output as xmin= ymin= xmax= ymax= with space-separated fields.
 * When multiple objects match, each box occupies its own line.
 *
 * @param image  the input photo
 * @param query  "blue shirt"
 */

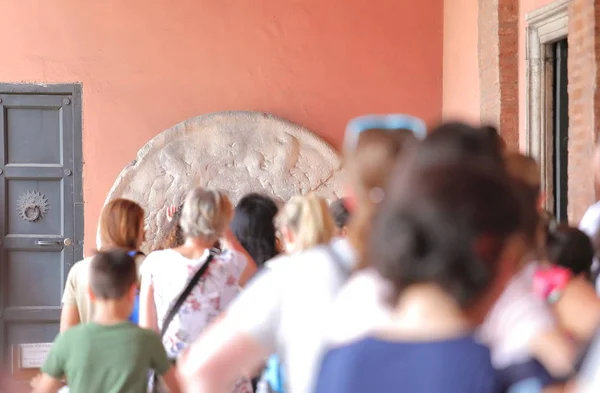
xmin=314 ymin=335 xmax=501 ymax=393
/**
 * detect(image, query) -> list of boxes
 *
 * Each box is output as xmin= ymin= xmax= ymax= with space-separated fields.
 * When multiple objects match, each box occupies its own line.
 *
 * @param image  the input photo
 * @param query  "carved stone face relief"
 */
xmin=102 ymin=111 xmax=343 ymax=252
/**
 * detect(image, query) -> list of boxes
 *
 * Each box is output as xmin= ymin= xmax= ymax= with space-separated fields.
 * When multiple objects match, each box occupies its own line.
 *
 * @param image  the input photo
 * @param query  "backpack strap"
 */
xmin=159 ymin=248 xmax=217 ymax=338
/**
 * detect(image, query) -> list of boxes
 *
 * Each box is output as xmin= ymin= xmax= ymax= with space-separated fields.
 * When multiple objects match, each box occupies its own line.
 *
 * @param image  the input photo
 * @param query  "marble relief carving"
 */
xmin=102 ymin=111 xmax=343 ymax=252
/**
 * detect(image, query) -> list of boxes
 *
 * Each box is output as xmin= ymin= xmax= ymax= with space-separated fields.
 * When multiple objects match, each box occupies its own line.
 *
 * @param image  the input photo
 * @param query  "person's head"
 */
xmin=412 ymin=122 xmax=505 ymax=171
xmin=98 ymin=199 xmax=146 ymax=251
xmin=181 ymin=188 xmax=234 ymax=246
xmin=156 ymin=204 xmax=185 ymax=250
xmin=547 ymin=225 xmax=595 ymax=279
xmin=371 ymin=162 xmax=526 ymax=324
xmin=504 ymin=153 xmax=543 ymax=259
xmin=330 ymin=198 xmax=351 ymax=236
xmin=343 ymin=115 xmax=423 ymax=265
xmin=275 ymin=194 xmax=336 ymax=253
xmin=89 ymin=249 xmax=137 ymax=311
xmin=230 ymin=193 xmax=279 ymax=267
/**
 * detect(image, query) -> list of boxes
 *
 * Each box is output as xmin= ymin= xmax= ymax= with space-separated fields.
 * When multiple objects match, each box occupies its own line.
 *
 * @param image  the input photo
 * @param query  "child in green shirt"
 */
xmin=33 ymin=249 xmax=180 ymax=393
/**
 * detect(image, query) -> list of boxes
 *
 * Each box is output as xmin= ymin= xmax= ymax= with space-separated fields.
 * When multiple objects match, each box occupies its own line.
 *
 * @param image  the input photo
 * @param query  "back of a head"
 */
xmin=345 ymin=128 xmax=418 ymax=264
xmin=99 ymin=198 xmax=145 ymax=250
xmin=413 ymin=122 xmax=505 ymax=171
xmin=371 ymin=162 xmax=523 ymax=308
xmin=505 ymin=152 xmax=540 ymax=192
xmin=504 ymin=153 xmax=543 ymax=256
xmin=547 ymin=225 xmax=594 ymax=278
xmin=181 ymin=188 xmax=233 ymax=244
xmin=330 ymin=198 xmax=351 ymax=230
xmin=276 ymin=193 xmax=336 ymax=252
xmin=90 ymin=249 xmax=137 ymax=299
xmin=231 ymin=193 xmax=279 ymax=267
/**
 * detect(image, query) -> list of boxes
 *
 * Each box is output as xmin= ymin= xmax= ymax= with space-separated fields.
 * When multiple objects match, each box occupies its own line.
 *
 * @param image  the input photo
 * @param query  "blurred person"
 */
xmin=230 ymin=193 xmax=280 ymax=268
xmin=329 ymin=198 xmax=351 ymax=237
xmin=546 ymin=225 xmax=595 ymax=280
xmin=579 ymin=139 xmax=600 ymax=294
xmin=315 ymin=162 xmax=525 ymax=393
xmin=327 ymin=122 xmax=507 ymax=346
xmin=178 ymin=114 xmax=425 ymax=393
xmin=139 ymin=188 xmax=256 ymax=393
xmin=273 ymin=193 xmax=336 ymax=257
xmin=575 ymin=329 xmax=600 ymax=393
xmin=60 ymin=198 xmax=146 ymax=331
xmin=33 ymin=250 xmax=180 ymax=393
xmin=478 ymin=153 xmax=575 ymax=392
xmin=257 ymin=194 xmax=336 ymax=393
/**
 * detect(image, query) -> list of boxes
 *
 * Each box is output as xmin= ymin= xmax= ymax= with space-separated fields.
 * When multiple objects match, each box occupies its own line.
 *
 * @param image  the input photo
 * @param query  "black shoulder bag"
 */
xmin=151 ymin=249 xmax=217 ymax=392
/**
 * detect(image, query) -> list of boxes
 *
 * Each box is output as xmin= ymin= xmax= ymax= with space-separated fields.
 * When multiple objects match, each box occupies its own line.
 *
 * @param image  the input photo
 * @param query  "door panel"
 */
xmin=0 ymin=85 xmax=83 ymax=373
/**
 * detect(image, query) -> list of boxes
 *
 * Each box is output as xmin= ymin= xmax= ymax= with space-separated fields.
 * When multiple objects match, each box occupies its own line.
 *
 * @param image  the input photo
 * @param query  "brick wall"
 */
xmin=568 ymin=0 xmax=598 ymax=221
xmin=480 ymin=0 xmax=600 ymax=222
xmin=479 ymin=0 xmax=520 ymax=150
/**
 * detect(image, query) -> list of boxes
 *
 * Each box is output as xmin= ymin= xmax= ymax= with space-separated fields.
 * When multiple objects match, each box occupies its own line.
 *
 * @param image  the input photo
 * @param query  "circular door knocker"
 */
xmin=17 ymin=191 xmax=49 ymax=222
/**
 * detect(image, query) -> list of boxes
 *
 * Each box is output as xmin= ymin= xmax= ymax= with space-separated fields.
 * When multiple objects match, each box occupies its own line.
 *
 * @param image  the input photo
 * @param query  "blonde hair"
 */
xmin=275 ymin=194 xmax=336 ymax=252
xmin=180 ymin=188 xmax=233 ymax=244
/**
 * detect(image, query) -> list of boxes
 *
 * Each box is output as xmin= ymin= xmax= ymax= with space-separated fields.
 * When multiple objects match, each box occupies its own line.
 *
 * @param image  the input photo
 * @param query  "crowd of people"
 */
xmin=22 ymin=114 xmax=600 ymax=393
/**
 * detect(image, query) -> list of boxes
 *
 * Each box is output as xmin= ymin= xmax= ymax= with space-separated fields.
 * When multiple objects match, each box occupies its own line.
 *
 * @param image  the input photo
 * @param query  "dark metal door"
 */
xmin=0 ymin=84 xmax=83 ymax=369
xmin=552 ymin=39 xmax=569 ymax=223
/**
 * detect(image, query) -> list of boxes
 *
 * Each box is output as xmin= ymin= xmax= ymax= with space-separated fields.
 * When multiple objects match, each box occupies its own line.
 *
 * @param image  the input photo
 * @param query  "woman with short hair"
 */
xmin=139 ymin=187 xmax=256 ymax=393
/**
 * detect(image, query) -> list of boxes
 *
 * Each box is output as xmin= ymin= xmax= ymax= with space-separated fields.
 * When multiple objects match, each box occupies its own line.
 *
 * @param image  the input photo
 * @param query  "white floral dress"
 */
xmin=141 ymin=248 xmax=253 ymax=393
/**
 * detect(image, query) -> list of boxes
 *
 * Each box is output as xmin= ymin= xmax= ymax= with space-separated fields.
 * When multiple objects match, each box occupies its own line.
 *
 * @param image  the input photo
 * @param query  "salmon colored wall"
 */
xmin=0 ymin=0 xmax=443 ymax=250
xmin=442 ymin=0 xmax=480 ymax=123
xmin=519 ymin=0 xmax=557 ymax=149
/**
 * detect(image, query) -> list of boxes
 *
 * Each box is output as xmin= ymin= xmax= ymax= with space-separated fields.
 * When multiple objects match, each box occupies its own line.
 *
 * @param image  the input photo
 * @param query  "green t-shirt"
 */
xmin=42 ymin=322 xmax=171 ymax=393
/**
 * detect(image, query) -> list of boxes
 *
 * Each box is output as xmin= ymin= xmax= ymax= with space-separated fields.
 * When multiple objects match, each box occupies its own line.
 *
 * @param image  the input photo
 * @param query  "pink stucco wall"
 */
xmin=442 ymin=0 xmax=480 ymax=123
xmin=0 ymin=0 xmax=443 ymax=250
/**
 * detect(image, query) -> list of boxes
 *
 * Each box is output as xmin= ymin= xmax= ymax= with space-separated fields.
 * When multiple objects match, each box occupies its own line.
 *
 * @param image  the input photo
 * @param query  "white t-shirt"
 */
xmin=227 ymin=238 xmax=355 ymax=393
xmin=326 ymin=268 xmax=393 ymax=346
xmin=579 ymin=202 xmax=600 ymax=294
xmin=578 ymin=331 xmax=600 ymax=393
xmin=579 ymin=202 xmax=600 ymax=238
xmin=479 ymin=263 xmax=556 ymax=368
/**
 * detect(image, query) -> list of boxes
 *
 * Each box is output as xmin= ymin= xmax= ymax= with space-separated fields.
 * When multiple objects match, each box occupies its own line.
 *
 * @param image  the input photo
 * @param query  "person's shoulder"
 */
xmin=135 ymin=326 xmax=162 ymax=341
xmin=216 ymin=248 xmax=244 ymax=263
xmin=69 ymin=257 xmax=92 ymax=274
xmin=141 ymin=249 xmax=176 ymax=271
xmin=292 ymin=238 xmax=355 ymax=268
xmin=59 ymin=322 xmax=94 ymax=341
xmin=580 ymin=201 xmax=600 ymax=236
xmin=145 ymin=249 xmax=176 ymax=262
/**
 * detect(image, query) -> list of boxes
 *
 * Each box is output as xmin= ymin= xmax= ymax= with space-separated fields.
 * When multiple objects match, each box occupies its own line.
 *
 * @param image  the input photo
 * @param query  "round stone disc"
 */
xmin=101 ymin=111 xmax=343 ymax=252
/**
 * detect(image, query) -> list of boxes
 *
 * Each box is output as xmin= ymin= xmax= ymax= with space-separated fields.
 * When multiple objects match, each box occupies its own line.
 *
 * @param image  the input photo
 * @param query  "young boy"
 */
xmin=33 ymin=249 xmax=180 ymax=393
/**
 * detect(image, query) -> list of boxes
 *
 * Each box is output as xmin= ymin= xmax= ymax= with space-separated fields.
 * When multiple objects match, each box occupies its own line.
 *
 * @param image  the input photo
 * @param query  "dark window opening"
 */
xmin=552 ymin=38 xmax=569 ymax=222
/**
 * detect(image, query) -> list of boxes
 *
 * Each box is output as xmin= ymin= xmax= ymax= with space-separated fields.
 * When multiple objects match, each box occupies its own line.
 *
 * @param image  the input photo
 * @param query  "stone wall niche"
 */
xmin=102 ymin=111 xmax=343 ymax=252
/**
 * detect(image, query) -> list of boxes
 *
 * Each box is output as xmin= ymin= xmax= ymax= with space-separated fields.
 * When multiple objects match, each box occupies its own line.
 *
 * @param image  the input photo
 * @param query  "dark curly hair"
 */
xmin=547 ymin=225 xmax=594 ymax=278
xmin=231 ymin=193 xmax=279 ymax=267
xmin=370 ymin=162 xmax=522 ymax=308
